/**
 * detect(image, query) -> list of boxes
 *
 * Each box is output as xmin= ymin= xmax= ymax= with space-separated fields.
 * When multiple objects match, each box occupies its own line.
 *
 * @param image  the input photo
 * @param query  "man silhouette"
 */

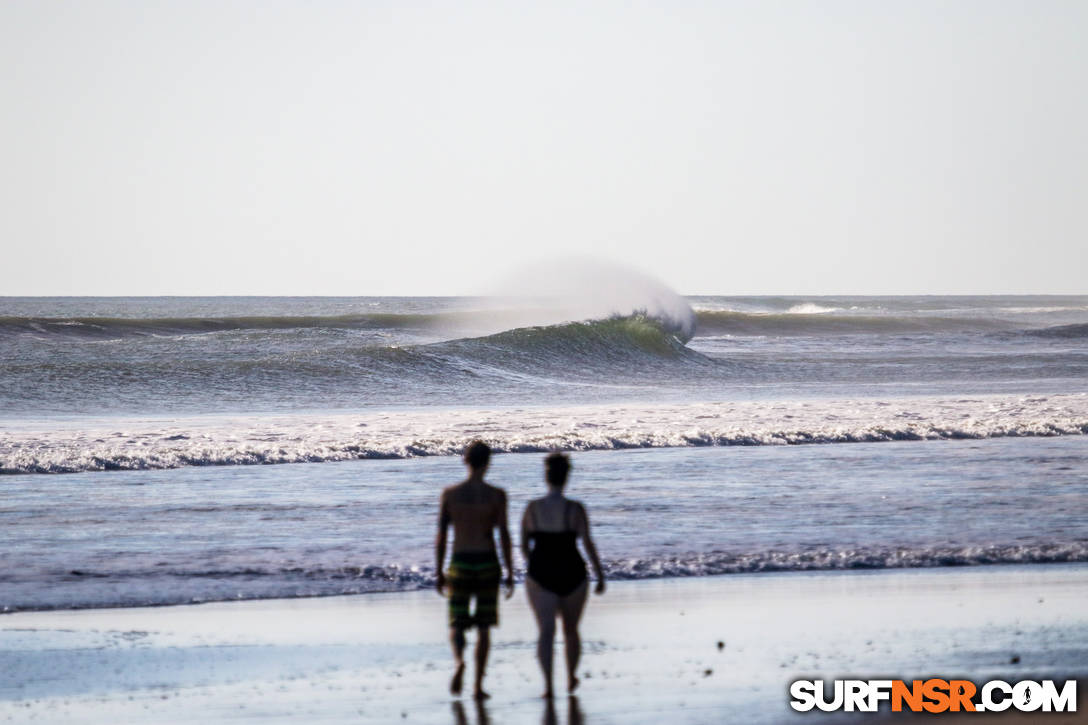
xmin=436 ymin=441 xmax=514 ymax=699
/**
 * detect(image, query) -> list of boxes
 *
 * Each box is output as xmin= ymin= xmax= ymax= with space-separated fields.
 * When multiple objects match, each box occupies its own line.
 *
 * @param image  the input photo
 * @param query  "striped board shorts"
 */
xmin=447 ymin=551 xmax=502 ymax=628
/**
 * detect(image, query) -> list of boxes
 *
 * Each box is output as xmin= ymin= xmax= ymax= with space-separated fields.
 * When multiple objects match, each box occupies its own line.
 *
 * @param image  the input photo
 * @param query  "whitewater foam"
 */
xmin=786 ymin=303 xmax=840 ymax=314
xmin=3 ymin=393 xmax=1085 ymax=475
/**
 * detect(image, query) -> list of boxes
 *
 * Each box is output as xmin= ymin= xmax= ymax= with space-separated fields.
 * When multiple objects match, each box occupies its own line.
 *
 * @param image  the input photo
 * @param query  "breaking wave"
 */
xmin=2 ymin=308 xmax=1023 ymax=346
xmin=0 ymin=313 xmax=712 ymax=418
xmin=428 ymin=314 xmax=703 ymax=374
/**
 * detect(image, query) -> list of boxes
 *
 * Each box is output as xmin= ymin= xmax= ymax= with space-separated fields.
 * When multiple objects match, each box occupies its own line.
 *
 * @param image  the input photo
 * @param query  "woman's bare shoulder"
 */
xmin=569 ymin=499 xmax=590 ymax=531
xmin=524 ymin=496 xmax=550 ymax=512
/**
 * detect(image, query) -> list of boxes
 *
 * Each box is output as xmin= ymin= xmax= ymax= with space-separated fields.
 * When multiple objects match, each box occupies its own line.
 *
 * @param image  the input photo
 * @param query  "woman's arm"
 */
xmin=577 ymin=503 xmax=606 ymax=595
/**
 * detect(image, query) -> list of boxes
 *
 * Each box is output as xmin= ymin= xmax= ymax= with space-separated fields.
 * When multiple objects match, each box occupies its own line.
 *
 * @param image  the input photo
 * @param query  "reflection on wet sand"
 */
xmin=542 ymin=695 xmax=585 ymax=725
xmin=452 ymin=695 xmax=585 ymax=725
xmin=451 ymin=699 xmax=491 ymax=725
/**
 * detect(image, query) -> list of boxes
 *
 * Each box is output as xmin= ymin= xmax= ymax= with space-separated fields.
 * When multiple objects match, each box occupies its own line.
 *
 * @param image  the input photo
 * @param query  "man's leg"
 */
xmin=448 ymin=580 xmax=471 ymax=695
xmin=472 ymin=576 xmax=501 ymax=700
xmin=449 ymin=626 xmax=467 ymax=695
xmin=474 ymin=624 xmax=491 ymax=700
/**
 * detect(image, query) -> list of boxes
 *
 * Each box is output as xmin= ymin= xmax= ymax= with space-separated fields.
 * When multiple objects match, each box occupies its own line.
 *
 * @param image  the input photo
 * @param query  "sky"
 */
xmin=1 ymin=0 xmax=1085 ymax=296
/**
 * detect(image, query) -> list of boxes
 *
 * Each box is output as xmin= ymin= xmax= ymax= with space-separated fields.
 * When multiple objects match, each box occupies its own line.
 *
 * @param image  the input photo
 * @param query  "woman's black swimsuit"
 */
xmin=527 ymin=500 xmax=587 ymax=597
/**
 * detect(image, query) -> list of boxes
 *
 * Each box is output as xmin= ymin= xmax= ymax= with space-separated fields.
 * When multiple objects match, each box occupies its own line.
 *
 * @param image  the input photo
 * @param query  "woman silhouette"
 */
xmin=521 ymin=452 xmax=605 ymax=698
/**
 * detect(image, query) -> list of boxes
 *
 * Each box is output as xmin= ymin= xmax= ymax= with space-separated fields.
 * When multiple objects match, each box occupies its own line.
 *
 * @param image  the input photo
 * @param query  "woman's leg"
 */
xmin=526 ymin=577 xmax=560 ymax=697
xmin=557 ymin=579 xmax=589 ymax=692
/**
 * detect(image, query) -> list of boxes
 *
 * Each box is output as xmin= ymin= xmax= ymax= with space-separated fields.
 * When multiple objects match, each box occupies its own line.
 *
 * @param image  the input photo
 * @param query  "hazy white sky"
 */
xmin=2 ymin=1 xmax=1085 ymax=296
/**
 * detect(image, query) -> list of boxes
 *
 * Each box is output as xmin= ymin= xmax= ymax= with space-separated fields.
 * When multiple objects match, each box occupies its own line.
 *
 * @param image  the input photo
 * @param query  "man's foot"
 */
xmin=473 ymin=688 xmax=490 ymax=701
xmin=450 ymin=662 xmax=465 ymax=696
xmin=541 ymin=688 xmax=554 ymax=699
xmin=568 ymin=675 xmax=580 ymax=694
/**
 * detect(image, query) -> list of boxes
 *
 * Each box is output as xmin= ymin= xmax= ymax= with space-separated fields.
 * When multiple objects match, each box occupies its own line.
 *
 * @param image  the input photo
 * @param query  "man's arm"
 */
xmin=497 ymin=490 xmax=514 ymax=598
xmin=435 ymin=490 xmax=450 ymax=595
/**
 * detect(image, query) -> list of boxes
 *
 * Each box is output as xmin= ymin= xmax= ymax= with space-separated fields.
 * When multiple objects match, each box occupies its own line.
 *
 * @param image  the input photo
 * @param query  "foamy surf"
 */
xmin=3 ymin=393 xmax=1085 ymax=475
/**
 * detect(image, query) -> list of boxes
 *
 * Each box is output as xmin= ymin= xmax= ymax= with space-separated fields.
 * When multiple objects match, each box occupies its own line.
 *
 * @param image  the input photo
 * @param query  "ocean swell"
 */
xmin=694 ymin=310 xmax=1014 ymax=336
xmin=1024 ymin=322 xmax=1088 ymax=339
xmin=0 ymin=312 xmax=454 ymax=339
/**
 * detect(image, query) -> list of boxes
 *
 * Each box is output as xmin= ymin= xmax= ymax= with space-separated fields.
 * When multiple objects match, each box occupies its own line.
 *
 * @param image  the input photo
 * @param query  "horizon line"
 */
xmin=2 ymin=292 xmax=1086 ymax=299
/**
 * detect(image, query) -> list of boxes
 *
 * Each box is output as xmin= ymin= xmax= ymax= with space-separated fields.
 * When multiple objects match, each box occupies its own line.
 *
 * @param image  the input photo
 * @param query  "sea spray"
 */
xmin=483 ymin=257 xmax=697 ymax=341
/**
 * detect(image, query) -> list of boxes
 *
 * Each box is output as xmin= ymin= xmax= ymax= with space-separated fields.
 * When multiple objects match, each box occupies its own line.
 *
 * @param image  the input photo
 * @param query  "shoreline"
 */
xmin=3 ymin=564 xmax=1086 ymax=723
xmin=2 ymin=559 xmax=1087 ymax=617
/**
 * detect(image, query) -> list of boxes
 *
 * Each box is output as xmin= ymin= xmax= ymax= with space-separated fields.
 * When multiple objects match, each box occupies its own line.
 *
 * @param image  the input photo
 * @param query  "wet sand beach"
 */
xmin=2 ymin=564 xmax=1085 ymax=724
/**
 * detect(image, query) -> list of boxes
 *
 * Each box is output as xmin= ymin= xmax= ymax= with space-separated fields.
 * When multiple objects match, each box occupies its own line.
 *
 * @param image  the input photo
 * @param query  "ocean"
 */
xmin=1 ymin=294 xmax=1086 ymax=612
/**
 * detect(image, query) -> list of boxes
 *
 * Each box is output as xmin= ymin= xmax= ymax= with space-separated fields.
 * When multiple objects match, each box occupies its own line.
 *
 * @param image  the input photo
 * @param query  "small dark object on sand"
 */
xmin=704 ymin=669 xmax=713 ymax=677
xmin=1010 ymin=655 xmax=1020 ymax=664
xmin=716 ymin=641 xmax=724 ymax=651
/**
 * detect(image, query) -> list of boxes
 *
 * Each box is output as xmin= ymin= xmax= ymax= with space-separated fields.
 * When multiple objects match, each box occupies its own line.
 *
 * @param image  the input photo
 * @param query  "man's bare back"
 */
xmin=434 ymin=441 xmax=514 ymax=700
xmin=439 ymin=480 xmax=508 ymax=554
